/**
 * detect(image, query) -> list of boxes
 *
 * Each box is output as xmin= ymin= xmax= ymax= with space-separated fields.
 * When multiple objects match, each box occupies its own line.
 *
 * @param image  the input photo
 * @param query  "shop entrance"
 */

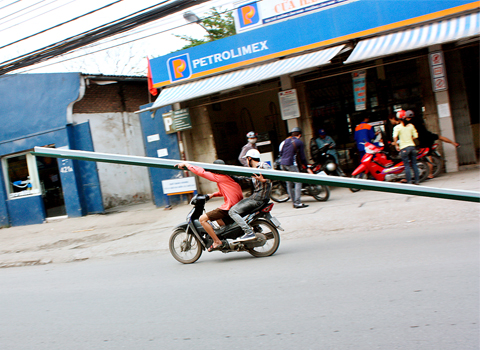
xmin=36 ymin=156 xmax=66 ymax=217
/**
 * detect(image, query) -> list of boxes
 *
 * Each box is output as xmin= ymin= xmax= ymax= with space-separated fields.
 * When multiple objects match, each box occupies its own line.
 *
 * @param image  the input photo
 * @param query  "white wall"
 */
xmin=73 ymin=112 xmax=151 ymax=208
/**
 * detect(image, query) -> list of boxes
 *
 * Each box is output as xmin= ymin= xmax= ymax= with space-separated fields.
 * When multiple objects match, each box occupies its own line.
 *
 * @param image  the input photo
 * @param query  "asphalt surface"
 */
xmin=0 ymin=220 xmax=478 ymax=350
xmin=0 ymin=168 xmax=478 ymax=268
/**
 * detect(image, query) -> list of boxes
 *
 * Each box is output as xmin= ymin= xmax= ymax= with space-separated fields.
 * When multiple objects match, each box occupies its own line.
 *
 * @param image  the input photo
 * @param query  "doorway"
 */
xmin=36 ymin=156 xmax=66 ymax=217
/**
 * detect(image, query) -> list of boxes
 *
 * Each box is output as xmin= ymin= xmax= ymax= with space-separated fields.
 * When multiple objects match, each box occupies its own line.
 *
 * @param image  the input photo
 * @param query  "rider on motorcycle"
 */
xmin=315 ymin=129 xmax=346 ymax=176
xmin=175 ymin=160 xmax=243 ymax=251
xmin=229 ymin=149 xmax=272 ymax=242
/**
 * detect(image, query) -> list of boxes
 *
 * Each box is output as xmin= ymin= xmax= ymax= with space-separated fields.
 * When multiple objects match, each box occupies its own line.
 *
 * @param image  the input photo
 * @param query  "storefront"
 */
xmin=142 ymin=0 xmax=479 ymax=191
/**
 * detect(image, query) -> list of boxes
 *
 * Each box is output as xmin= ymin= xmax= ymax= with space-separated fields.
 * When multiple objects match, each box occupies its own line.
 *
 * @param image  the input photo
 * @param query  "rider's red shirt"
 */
xmin=186 ymin=164 xmax=243 ymax=210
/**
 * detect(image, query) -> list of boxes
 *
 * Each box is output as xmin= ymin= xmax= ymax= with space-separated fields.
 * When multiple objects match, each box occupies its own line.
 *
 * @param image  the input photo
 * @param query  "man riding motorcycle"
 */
xmin=175 ymin=160 xmax=243 ymax=252
xmin=229 ymin=149 xmax=272 ymax=242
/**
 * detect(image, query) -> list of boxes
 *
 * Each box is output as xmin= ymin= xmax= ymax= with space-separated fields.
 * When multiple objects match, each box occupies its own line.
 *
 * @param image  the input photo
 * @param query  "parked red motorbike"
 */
xmin=350 ymin=142 xmax=429 ymax=192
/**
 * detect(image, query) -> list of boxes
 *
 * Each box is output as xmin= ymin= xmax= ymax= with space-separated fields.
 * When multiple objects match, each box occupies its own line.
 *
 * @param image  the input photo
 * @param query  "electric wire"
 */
xmin=0 ymin=0 xmax=58 ymax=26
xmin=36 ymin=0 xmax=238 ymax=58
xmin=0 ymin=0 xmax=78 ymax=33
xmin=0 ymin=0 xmax=210 ymax=75
xmin=0 ymin=0 xmax=123 ymax=50
xmin=4 ymin=1 xmax=250 ymax=75
xmin=0 ymin=0 xmax=21 ymax=12
xmin=1 ymin=0 xmax=172 ymax=63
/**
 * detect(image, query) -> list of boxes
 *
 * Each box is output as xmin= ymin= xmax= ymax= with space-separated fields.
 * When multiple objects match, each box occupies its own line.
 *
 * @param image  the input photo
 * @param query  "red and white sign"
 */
xmin=429 ymin=51 xmax=447 ymax=92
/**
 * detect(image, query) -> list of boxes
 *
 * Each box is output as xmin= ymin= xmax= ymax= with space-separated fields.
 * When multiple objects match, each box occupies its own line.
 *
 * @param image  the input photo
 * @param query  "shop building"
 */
xmin=143 ymin=0 xmax=479 ymax=193
xmin=0 ymin=73 xmax=154 ymax=226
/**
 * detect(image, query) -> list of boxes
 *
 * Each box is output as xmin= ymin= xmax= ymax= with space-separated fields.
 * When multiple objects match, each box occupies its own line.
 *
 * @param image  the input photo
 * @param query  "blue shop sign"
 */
xmin=149 ymin=0 xmax=477 ymax=88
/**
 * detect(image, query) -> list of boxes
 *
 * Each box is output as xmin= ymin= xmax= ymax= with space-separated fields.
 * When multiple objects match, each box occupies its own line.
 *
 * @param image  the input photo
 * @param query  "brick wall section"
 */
xmin=73 ymin=81 xmax=150 ymax=113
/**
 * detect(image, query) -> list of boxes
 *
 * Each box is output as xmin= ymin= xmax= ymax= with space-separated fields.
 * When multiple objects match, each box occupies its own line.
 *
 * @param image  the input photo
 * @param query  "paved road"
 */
xmin=1 ymin=220 xmax=478 ymax=350
xmin=0 ymin=168 xmax=478 ymax=267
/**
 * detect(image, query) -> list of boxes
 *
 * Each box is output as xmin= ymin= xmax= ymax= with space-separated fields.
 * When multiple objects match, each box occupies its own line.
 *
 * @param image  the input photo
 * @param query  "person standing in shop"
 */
xmin=238 ymin=131 xmax=258 ymax=166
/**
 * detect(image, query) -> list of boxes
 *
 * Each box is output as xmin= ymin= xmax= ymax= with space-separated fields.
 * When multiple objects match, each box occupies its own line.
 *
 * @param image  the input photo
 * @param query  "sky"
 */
xmin=0 ymin=0 xmax=234 ymax=76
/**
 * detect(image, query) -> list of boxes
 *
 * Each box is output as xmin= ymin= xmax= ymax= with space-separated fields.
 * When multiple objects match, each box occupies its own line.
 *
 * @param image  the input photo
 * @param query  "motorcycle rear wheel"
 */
xmin=270 ymin=180 xmax=289 ymax=203
xmin=307 ymin=184 xmax=330 ymax=201
xmin=248 ymin=219 xmax=280 ymax=257
xmin=350 ymin=172 xmax=367 ymax=193
xmin=169 ymin=228 xmax=202 ymax=264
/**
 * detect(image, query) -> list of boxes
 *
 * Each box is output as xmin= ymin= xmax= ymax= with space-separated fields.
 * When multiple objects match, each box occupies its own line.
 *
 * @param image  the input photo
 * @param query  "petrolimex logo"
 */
xmin=167 ymin=53 xmax=192 ymax=83
xmin=236 ymin=1 xmax=261 ymax=31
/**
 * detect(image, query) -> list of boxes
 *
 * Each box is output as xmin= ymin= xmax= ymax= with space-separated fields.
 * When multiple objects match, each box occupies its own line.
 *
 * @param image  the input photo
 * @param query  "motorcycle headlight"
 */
xmin=326 ymin=162 xmax=337 ymax=171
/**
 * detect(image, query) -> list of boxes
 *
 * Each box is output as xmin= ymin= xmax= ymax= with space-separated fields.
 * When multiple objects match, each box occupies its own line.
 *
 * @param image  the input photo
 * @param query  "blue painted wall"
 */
xmin=0 ymin=170 xmax=8 ymax=226
xmin=0 ymin=73 xmax=80 ymax=146
xmin=69 ymin=122 xmax=104 ymax=214
xmin=0 ymin=73 xmax=103 ymax=225
xmin=139 ymin=103 xmax=181 ymax=207
xmin=6 ymin=195 xmax=46 ymax=226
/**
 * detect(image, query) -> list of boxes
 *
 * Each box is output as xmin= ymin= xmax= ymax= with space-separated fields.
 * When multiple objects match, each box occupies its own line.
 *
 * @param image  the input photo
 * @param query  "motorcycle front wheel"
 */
xmin=248 ymin=219 xmax=280 ymax=257
xmin=307 ymin=184 xmax=330 ymax=201
xmin=270 ymin=180 xmax=290 ymax=203
xmin=169 ymin=228 xmax=202 ymax=264
xmin=350 ymin=172 xmax=367 ymax=193
xmin=416 ymin=161 xmax=429 ymax=183
xmin=430 ymin=155 xmax=443 ymax=178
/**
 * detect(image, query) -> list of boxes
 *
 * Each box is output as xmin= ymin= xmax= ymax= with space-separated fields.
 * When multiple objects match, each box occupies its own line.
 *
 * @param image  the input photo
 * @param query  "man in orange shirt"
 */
xmin=354 ymin=116 xmax=376 ymax=158
xmin=175 ymin=160 xmax=243 ymax=251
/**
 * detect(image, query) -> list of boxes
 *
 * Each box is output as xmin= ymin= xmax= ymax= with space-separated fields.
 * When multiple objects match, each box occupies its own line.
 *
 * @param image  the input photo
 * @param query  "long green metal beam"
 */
xmin=31 ymin=147 xmax=480 ymax=203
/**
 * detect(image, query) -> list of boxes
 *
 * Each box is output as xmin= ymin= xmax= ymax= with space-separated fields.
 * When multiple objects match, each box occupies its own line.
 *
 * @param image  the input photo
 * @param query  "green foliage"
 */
xmin=174 ymin=7 xmax=236 ymax=51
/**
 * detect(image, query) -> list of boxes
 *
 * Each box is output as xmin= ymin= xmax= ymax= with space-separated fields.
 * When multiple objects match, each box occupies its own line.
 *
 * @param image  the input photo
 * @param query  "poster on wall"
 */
xmin=352 ymin=70 xmax=367 ymax=111
xmin=279 ymin=89 xmax=300 ymax=120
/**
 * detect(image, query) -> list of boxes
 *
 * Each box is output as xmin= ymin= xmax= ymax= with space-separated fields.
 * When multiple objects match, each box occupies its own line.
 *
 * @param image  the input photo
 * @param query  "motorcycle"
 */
xmin=350 ymin=142 xmax=430 ymax=192
xmin=169 ymin=194 xmax=283 ymax=264
xmin=270 ymin=158 xmax=330 ymax=203
xmin=418 ymin=143 xmax=443 ymax=178
xmin=310 ymin=141 xmax=345 ymax=176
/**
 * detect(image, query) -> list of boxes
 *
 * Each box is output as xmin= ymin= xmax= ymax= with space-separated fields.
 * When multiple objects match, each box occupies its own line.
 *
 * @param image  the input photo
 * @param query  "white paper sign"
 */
xmin=147 ymin=134 xmax=160 ymax=142
xmin=157 ymin=148 xmax=168 ymax=157
xmin=279 ymin=89 xmax=300 ymax=120
xmin=162 ymin=177 xmax=197 ymax=195
xmin=438 ymin=103 xmax=450 ymax=118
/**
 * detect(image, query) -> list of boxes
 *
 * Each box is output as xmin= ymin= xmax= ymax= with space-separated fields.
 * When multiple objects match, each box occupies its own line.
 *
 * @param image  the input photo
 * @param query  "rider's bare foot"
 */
xmin=208 ymin=241 xmax=224 ymax=252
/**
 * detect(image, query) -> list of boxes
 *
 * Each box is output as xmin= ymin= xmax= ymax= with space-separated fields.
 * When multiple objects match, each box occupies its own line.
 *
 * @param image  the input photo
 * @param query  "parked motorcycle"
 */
xmin=169 ymin=194 xmax=283 ymax=264
xmin=270 ymin=158 xmax=330 ymax=203
xmin=310 ymin=141 xmax=345 ymax=176
xmin=350 ymin=142 xmax=429 ymax=192
xmin=418 ymin=143 xmax=443 ymax=178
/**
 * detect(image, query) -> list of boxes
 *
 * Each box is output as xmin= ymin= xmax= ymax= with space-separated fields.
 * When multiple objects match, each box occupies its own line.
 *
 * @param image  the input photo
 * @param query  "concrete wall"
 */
xmin=73 ymin=112 xmax=151 ymax=208
xmin=182 ymin=106 xmax=218 ymax=194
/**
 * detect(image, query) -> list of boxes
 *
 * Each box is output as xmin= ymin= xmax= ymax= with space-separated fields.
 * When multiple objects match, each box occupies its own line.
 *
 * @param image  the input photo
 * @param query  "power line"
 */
xmin=8 ymin=2 xmax=242 ymax=75
xmin=0 ymin=0 xmax=210 ymax=75
xmin=0 ymin=0 xmax=123 ymax=50
xmin=0 ymin=0 xmax=77 ymax=33
xmin=44 ymin=1 xmax=236 ymax=58
xmin=0 ymin=0 xmax=57 ymax=26
xmin=0 ymin=0 xmax=21 ymax=12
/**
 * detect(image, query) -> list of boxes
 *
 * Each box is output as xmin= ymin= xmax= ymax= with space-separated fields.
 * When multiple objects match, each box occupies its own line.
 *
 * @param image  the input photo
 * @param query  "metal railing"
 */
xmin=31 ymin=147 xmax=480 ymax=203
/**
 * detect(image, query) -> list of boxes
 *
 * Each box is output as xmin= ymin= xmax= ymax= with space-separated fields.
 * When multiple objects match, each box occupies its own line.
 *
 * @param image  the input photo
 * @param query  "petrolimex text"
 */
xmin=192 ymin=41 xmax=269 ymax=69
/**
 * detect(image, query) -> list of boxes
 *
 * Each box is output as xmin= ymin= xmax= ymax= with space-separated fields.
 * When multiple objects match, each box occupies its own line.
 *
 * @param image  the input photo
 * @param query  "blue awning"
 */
xmin=138 ymin=45 xmax=345 ymax=113
xmin=345 ymin=12 xmax=479 ymax=64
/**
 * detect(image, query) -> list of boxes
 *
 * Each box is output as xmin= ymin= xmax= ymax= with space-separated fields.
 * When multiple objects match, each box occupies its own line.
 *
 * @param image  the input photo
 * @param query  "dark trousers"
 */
xmin=400 ymin=146 xmax=419 ymax=184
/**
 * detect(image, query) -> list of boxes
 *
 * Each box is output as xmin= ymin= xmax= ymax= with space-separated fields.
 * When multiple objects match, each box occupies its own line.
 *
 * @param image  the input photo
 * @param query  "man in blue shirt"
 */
xmin=354 ymin=116 xmax=376 ymax=159
xmin=279 ymin=127 xmax=309 ymax=209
